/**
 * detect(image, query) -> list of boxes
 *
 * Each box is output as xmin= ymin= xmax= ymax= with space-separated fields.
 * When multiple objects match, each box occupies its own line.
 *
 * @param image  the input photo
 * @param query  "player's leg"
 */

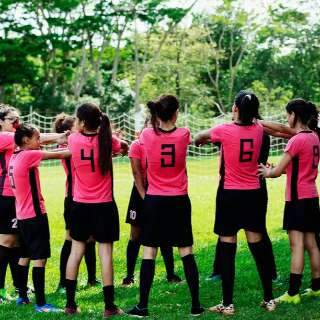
xmin=302 ymin=232 xmax=320 ymax=297
xmin=160 ymin=246 xmax=182 ymax=283
xmin=276 ymin=230 xmax=304 ymax=304
xmin=84 ymin=240 xmax=98 ymax=287
xmin=206 ymin=237 xmax=222 ymax=281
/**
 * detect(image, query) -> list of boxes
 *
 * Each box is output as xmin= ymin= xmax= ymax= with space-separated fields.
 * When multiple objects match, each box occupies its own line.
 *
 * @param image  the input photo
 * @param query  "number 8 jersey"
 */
xmin=210 ymin=122 xmax=264 ymax=190
xmin=139 ymin=127 xmax=191 ymax=196
xmin=68 ymin=132 xmax=121 ymax=203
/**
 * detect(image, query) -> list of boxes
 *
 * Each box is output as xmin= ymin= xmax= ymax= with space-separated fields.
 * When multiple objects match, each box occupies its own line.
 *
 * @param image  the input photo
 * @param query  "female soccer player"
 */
xmin=127 ymin=95 xmax=204 ymax=318
xmin=0 ymin=104 xmax=21 ymax=302
xmin=54 ymin=114 xmax=99 ymax=293
xmin=195 ymin=91 xmax=276 ymax=315
xmin=64 ymin=103 xmax=128 ymax=317
xmin=259 ymin=99 xmax=320 ymax=304
xmin=123 ymin=119 xmax=181 ymax=286
xmin=9 ymin=123 xmax=70 ymax=312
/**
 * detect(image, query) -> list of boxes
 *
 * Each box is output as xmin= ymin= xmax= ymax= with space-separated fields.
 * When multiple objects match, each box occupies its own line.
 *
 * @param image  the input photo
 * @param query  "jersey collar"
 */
xmin=158 ymin=127 xmax=177 ymax=133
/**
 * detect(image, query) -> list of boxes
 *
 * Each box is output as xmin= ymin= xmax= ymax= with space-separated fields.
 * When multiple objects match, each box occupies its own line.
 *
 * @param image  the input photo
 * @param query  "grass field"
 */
xmin=1 ymin=157 xmax=320 ymax=319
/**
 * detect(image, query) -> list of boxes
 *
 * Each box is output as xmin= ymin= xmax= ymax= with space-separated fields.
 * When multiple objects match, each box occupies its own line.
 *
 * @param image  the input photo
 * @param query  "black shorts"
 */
xmin=214 ymin=187 xmax=266 ymax=236
xmin=141 ymin=194 xmax=193 ymax=247
xmin=283 ymin=198 xmax=320 ymax=232
xmin=0 ymin=196 xmax=18 ymax=235
xmin=18 ymin=214 xmax=51 ymax=260
xmin=70 ymin=201 xmax=119 ymax=243
xmin=125 ymin=185 xmax=144 ymax=226
xmin=64 ymin=197 xmax=74 ymax=230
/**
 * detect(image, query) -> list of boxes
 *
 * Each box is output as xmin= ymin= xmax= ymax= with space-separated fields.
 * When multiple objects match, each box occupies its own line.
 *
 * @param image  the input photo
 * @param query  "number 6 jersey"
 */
xmin=139 ymin=127 xmax=191 ymax=196
xmin=68 ymin=132 xmax=121 ymax=203
xmin=209 ymin=122 xmax=264 ymax=190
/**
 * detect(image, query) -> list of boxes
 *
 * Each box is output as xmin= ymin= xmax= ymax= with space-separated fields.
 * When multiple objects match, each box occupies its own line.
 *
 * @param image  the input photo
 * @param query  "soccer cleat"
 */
xmin=208 ymin=303 xmax=235 ymax=315
xmin=35 ymin=303 xmax=62 ymax=313
xmin=167 ymin=274 xmax=182 ymax=283
xmin=122 ymin=276 xmax=135 ymax=286
xmin=103 ymin=306 xmax=125 ymax=318
xmin=127 ymin=305 xmax=149 ymax=318
xmin=16 ymin=297 xmax=31 ymax=305
xmin=301 ymin=288 xmax=320 ymax=298
xmin=83 ymin=279 xmax=101 ymax=289
xmin=205 ymin=273 xmax=221 ymax=282
xmin=261 ymin=299 xmax=276 ymax=312
xmin=191 ymin=306 xmax=205 ymax=316
xmin=65 ymin=306 xmax=81 ymax=315
xmin=275 ymin=292 xmax=301 ymax=304
xmin=56 ymin=285 xmax=66 ymax=294
xmin=0 ymin=288 xmax=13 ymax=303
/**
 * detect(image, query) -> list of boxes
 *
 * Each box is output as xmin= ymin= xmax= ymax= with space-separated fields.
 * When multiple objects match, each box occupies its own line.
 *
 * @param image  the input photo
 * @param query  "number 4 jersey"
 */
xmin=139 ymin=127 xmax=191 ymax=196
xmin=68 ymin=132 xmax=121 ymax=203
xmin=210 ymin=122 xmax=264 ymax=190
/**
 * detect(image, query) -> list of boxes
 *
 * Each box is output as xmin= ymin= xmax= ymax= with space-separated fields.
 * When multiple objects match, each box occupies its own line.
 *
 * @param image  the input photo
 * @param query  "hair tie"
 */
xmin=245 ymin=94 xmax=251 ymax=101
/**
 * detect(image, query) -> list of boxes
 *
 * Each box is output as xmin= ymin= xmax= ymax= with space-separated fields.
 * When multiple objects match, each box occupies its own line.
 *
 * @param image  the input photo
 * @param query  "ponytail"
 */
xmin=98 ymin=113 xmax=113 ymax=175
xmin=147 ymin=101 xmax=158 ymax=134
xmin=235 ymin=91 xmax=260 ymax=125
xmin=53 ymin=113 xmax=75 ymax=133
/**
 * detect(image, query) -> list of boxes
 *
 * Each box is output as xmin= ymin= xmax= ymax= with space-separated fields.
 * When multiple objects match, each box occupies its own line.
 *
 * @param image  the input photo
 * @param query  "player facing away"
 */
xmin=9 ymin=124 xmax=70 ymax=312
xmin=123 ymin=119 xmax=182 ymax=286
xmin=259 ymin=99 xmax=320 ymax=304
xmin=127 ymin=95 xmax=204 ymax=318
xmin=0 ymin=104 xmax=21 ymax=303
xmin=64 ymin=103 xmax=128 ymax=317
xmin=54 ymin=114 xmax=99 ymax=293
xmin=195 ymin=91 xmax=276 ymax=315
xmin=206 ymin=138 xmax=278 ymax=284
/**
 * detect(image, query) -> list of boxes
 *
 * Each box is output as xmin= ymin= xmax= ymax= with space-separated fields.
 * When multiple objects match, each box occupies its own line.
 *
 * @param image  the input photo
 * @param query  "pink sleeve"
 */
xmin=25 ymin=150 xmax=43 ymax=168
xmin=285 ymin=136 xmax=302 ymax=157
xmin=0 ymin=133 xmax=14 ymax=151
xmin=185 ymin=128 xmax=192 ymax=145
xmin=112 ymin=135 xmax=121 ymax=153
xmin=139 ymin=129 xmax=147 ymax=145
xmin=129 ymin=141 xmax=141 ymax=159
xmin=210 ymin=124 xmax=225 ymax=144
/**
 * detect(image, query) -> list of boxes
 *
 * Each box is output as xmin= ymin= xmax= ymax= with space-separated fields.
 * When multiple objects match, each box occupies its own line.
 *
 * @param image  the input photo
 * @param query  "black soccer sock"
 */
xmin=311 ymin=277 xmax=320 ymax=291
xmin=59 ymin=240 xmax=72 ymax=287
xmin=32 ymin=267 xmax=46 ymax=306
xmin=17 ymin=264 xmax=29 ymax=299
xmin=138 ymin=259 xmax=155 ymax=309
xmin=213 ymin=238 xmax=222 ymax=275
xmin=182 ymin=254 xmax=200 ymax=308
xmin=65 ymin=279 xmax=77 ymax=309
xmin=248 ymin=240 xmax=273 ymax=301
xmin=126 ymin=240 xmax=140 ymax=279
xmin=160 ymin=246 xmax=175 ymax=278
xmin=0 ymin=245 xmax=10 ymax=289
xmin=103 ymin=285 xmax=115 ymax=310
xmin=9 ymin=247 xmax=21 ymax=289
xmin=220 ymin=242 xmax=237 ymax=306
xmin=85 ymin=242 xmax=96 ymax=284
xmin=288 ymin=273 xmax=302 ymax=296
xmin=262 ymin=233 xmax=277 ymax=280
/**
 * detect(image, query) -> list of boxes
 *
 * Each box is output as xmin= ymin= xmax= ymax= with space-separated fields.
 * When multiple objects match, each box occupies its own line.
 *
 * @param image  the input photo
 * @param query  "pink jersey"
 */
xmin=0 ymin=132 xmax=15 ymax=197
xmin=128 ymin=139 xmax=147 ymax=185
xmin=210 ymin=123 xmax=264 ymax=190
xmin=59 ymin=144 xmax=75 ymax=198
xmin=139 ymin=127 xmax=191 ymax=196
xmin=68 ymin=132 xmax=121 ymax=203
xmin=284 ymin=131 xmax=319 ymax=201
xmin=9 ymin=150 xmax=46 ymax=220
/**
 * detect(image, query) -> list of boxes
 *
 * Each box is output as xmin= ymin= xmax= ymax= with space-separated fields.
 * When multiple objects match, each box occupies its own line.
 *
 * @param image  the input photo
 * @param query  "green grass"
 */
xmin=1 ymin=157 xmax=320 ymax=319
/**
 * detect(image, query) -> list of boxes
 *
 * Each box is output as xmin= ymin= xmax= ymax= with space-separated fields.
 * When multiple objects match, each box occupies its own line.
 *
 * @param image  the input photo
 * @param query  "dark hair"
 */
xmin=14 ymin=123 xmax=37 ymax=147
xmin=76 ymin=103 xmax=112 ymax=175
xmin=234 ymin=91 xmax=260 ymax=125
xmin=147 ymin=95 xmax=179 ymax=133
xmin=54 ymin=113 xmax=75 ymax=133
xmin=286 ymin=98 xmax=319 ymax=134
xmin=0 ymin=104 xmax=18 ymax=130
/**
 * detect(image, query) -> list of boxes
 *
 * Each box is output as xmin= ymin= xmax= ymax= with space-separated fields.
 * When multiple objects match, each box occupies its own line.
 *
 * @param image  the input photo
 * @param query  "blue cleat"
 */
xmin=16 ymin=297 xmax=31 ymax=305
xmin=35 ymin=303 xmax=62 ymax=313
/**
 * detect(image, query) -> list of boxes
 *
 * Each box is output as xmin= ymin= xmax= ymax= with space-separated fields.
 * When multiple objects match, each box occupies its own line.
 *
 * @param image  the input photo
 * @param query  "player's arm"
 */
xmin=259 ymin=120 xmax=296 ymax=138
xmin=262 ymin=126 xmax=292 ymax=139
xmin=119 ymin=140 xmax=129 ymax=156
xmin=41 ymin=149 xmax=71 ymax=160
xmin=40 ymin=132 xmax=70 ymax=145
xmin=194 ymin=129 xmax=212 ymax=146
xmin=130 ymin=158 xmax=145 ymax=199
xmin=258 ymin=152 xmax=292 ymax=178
